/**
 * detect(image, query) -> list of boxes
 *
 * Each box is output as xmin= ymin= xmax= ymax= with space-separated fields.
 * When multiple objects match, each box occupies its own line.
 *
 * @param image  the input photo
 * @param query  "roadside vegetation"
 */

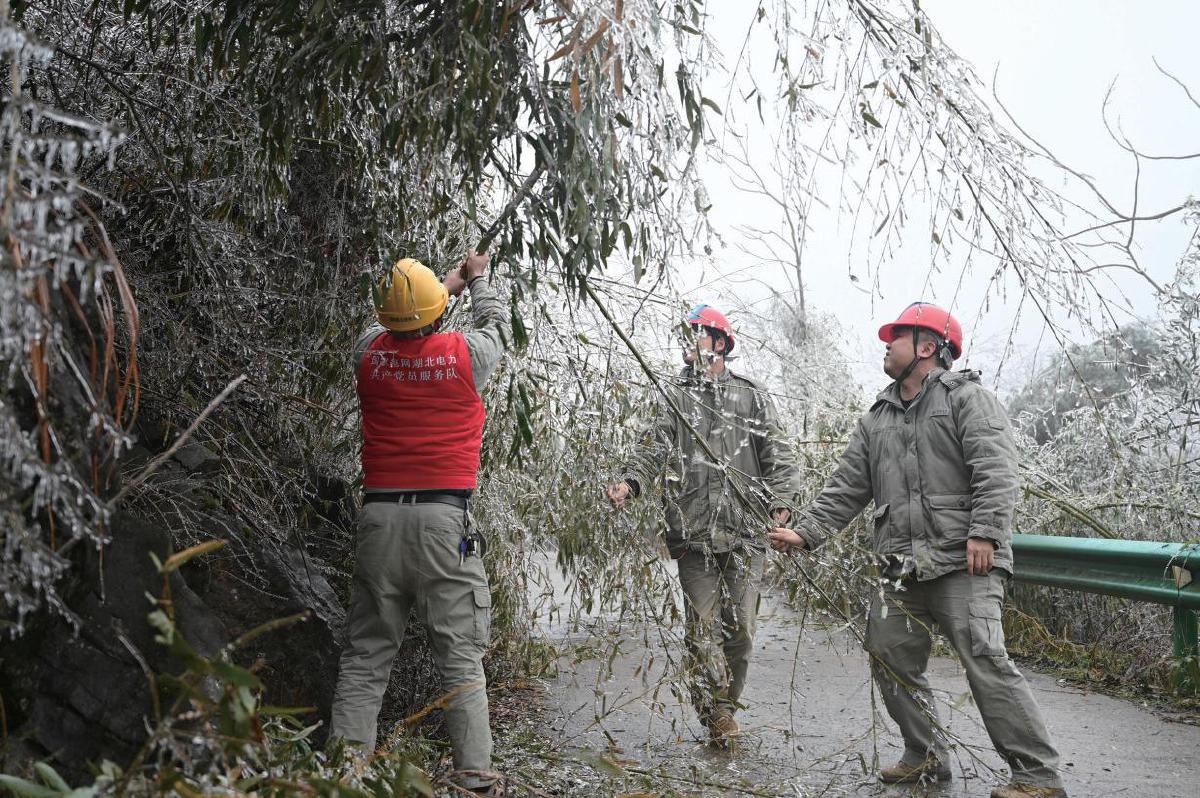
xmin=1 ymin=0 xmax=1196 ymax=795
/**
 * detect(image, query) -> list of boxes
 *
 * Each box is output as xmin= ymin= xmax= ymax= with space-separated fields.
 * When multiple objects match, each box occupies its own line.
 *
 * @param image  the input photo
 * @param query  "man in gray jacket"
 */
xmin=606 ymin=304 xmax=800 ymax=742
xmin=768 ymin=302 xmax=1066 ymax=798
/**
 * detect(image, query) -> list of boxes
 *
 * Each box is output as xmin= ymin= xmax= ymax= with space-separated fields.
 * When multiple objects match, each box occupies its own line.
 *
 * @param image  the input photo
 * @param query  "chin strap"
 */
xmin=896 ymin=326 xmax=954 ymax=381
xmin=895 ymin=326 xmax=925 ymax=382
xmin=902 ymin=326 xmax=955 ymax=384
xmin=896 ymin=322 xmax=958 ymax=383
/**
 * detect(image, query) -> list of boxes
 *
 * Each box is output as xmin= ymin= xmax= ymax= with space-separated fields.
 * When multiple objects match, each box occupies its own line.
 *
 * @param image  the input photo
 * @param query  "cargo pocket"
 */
xmin=928 ymin=493 xmax=971 ymax=544
xmin=472 ymin=587 xmax=492 ymax=648
xmin=967 ymin=598 xmax=1006 ymax=657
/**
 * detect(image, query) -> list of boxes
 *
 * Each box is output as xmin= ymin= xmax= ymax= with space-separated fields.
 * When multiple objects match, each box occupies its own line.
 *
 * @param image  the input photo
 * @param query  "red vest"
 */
xmin=357 ymin=331 xmax=485 ymax=490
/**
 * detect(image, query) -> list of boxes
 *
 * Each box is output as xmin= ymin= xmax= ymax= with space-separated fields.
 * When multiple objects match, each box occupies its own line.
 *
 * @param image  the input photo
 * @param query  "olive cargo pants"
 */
xmin=865 ymin=569 xmax=1063 ymax=789
xmin=330 ymin=500 xmax=492 ymax=788
xmin=676 ymin=547 xmax=764 ymax=721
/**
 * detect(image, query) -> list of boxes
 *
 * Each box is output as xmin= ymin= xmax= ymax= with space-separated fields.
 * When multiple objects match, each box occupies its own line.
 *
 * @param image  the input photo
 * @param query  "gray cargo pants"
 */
xmin=676 ymin=547 xmax=764 ymax=721
xmin=330 ymin=500 xmax=492 ymax=788
xmin=865 ymin=569 xmax=1063 ymax=789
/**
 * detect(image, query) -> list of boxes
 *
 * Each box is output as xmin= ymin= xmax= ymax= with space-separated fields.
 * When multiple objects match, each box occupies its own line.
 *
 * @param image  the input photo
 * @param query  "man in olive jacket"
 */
xmin=769 ymin=303 xmax=1066 ymax=798
xmin=606 ymin=304 xmax=800 ymax=742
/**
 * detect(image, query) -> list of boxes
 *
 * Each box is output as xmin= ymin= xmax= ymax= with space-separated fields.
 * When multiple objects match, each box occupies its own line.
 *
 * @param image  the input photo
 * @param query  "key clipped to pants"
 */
xmin=458 ymin=509 xmax=488 ymax=566
xmin=457 ymin=533 xmax=488 ymax=564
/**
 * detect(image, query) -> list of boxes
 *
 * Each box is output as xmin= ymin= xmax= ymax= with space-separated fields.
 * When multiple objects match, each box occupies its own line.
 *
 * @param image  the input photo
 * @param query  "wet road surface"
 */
xmin=530 ymin=566 xmax=1200 ymax=797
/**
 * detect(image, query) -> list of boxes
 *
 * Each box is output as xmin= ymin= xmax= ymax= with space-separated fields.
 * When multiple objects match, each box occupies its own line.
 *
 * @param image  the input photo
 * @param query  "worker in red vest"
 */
xmin=330 ymin=252 xmax=507 ymax=795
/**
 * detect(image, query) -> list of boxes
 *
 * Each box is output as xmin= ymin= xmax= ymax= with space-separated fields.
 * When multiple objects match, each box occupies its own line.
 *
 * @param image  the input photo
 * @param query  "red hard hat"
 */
xmin=878 ymin=302 xmax=962 ymax=358
xmin=685 ymin=304 xmax=735 ymax=353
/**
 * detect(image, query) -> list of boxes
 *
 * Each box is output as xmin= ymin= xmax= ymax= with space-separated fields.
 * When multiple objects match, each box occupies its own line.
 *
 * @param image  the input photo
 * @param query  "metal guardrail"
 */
xmin=1011 ymin=533 xmax=1200 ymax=692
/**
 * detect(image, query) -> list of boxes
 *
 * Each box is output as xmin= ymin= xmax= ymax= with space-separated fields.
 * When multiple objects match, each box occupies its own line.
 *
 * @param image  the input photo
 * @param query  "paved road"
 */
xmin=531 ymin=565 xmax=1200 ymax=797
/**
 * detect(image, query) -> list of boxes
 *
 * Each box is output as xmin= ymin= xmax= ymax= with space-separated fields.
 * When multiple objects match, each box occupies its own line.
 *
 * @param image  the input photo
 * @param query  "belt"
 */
xmin=363 ymin=492 xmax=468 ymax=510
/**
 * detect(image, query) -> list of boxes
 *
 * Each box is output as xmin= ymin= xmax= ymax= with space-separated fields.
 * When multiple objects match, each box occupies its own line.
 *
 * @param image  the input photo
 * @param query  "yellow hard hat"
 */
xmin=375 ymin=258 xmax=448 ymax=332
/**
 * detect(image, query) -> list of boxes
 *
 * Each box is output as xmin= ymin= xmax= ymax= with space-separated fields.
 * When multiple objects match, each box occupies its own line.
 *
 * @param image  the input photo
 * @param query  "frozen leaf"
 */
xmin=161 ymin=539 xmax=228 ymax=574
xmin=570 ymin=71 xmax=583 ymax=113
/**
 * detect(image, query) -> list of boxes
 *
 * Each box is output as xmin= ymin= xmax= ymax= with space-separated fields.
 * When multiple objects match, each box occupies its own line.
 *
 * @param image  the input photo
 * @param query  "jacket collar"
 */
xmin=681 ymin=362 xmax=732 ymax=386
xmin=875 ymin=368 xmax=949 ymax=410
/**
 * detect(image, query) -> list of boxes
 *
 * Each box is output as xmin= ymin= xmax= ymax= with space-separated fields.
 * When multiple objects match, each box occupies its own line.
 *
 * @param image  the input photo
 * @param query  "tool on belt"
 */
xmin=457 ymin=533 xmax=486 ymax=564
xmin=459 ymin=505 xmax=488 ymax=565
xmin=361 ymin=491 xmax=486 ymax=565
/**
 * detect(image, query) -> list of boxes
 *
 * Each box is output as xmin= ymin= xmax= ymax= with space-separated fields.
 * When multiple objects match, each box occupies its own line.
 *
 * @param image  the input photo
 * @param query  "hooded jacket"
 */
xmin=794 ymin=368 xmax=1018 ymax=580
xmin=623 ymin=366 xmax=801 ymax=558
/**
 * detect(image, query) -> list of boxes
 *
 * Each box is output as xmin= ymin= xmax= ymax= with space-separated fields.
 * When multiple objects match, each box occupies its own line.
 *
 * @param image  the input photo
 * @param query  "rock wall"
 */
xmin=0 ymin=500 xmax=349 ymax=782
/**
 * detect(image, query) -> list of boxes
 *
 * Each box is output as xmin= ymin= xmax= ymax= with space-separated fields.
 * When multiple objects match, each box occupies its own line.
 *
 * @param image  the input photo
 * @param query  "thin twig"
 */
xmin=108 ymin=375 xmax=247 ymax=507
xmin=1154 ymin=56 xmax=1200 ymax=112
xmin=1061 ymin=203 xmax=1188 ymax=241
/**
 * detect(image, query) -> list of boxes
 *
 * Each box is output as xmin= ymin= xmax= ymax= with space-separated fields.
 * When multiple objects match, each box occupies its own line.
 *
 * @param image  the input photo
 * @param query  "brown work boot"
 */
xmin=879 ymin=758 xmax=952 ymax=784
xmin=707 ymin=712 xmax=741 ymax=743
xmin=990 ymin=783 xmax=1067 ymax=798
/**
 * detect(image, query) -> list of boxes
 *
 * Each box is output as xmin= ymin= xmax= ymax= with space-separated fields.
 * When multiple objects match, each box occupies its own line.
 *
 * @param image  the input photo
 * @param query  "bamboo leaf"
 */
xmin=548 ymin=21 xmax=582 ymax=61
xmin=570 ymin=70 xmax=582 ymax=113
xmin=161 ymin=539 xmax=228 ymax=574
xmin=260 ymin=705 xmax=318 ymax=716
xmin=397 ymin=763 xmax=434 ymax=798
xmin=211 ymin=659 xmax=263 ymax=690
xmin=581 ymin=19 xmax=610 ymax=54
xmin=232 ymin=610 xmax=311 ymax=649
xmin=194 ymin=15 xmax=212 ymax=60
xmin=33 ymin=764 xmax=69 ymax=792
xmin=577 ymin=750 xmax=627 ymax=777
xmin=0 ymin=774 xmax=59 ymax=797
xmin=511 ymin=307 xmax=528 ymax=348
